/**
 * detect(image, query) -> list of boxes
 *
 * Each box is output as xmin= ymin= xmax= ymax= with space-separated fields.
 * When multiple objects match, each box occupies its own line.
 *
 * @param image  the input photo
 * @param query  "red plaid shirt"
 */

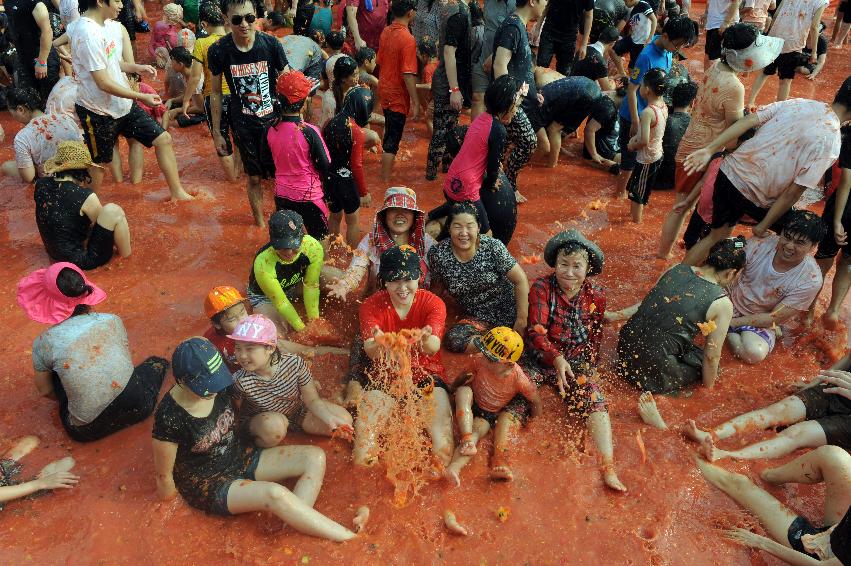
xmin=526 ymin=275 xmax=606 ymax=369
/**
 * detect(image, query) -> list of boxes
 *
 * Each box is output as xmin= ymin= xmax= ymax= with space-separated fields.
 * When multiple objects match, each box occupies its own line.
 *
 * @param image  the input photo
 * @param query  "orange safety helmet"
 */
xmin=204 ymin=286 xmax=247 ymax=319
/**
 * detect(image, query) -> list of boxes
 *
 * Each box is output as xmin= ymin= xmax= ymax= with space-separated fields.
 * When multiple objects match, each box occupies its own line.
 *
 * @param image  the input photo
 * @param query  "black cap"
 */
xmin=379 ymin=245 xmax=421 ymax=282
xmin=172 ymin=337 xmax=233 ymax=397
xmin=269 ymin=210 xmax=305 ymax=250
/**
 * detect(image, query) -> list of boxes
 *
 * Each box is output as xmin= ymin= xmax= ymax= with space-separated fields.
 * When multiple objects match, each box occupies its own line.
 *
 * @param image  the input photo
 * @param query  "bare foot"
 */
xmin=459 ymin=436 xmax=477 ymax=457
xmin=602 ymin=465 xmax=627 ymax=492
xmin=616 ymin=191 xmax=628 ymax=200
xmin=684 ymin=419 xmax=711 ymax=444
xmin=341 ymin=380 xmax=363 ymax=410
xmin=443 ymin=466 xmax=462 ymax=487
xmin=169 ymin=190 xmax=195 ymax=202
xmin=805 ymin=308 xmax=816 ymax=328
xmin=5 ymin=435 xmax=39 ymax=461
xmin=353 ymin=505 xmax=370 ymax=533
xmin=822 ymin=311 xmax=841 ymax=331
xmin=38 ymin=456 xmax=76 ymax=478
xmin=443 ymin=510 xmax=469 ymax=536
xmin=637 ymin=392 xmax=668 ymax=430
xmin=514 ymin=190 xmax=528 ymax=204
xmin=698 ymin=436 xmax=723 ymax=462
xmin=489 ymin=464 xmax=513 ymax=481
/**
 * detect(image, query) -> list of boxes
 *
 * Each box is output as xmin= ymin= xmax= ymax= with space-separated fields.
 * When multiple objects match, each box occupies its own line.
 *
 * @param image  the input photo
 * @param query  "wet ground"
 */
xmin=1 ymin=6 xmax=849 ymax=564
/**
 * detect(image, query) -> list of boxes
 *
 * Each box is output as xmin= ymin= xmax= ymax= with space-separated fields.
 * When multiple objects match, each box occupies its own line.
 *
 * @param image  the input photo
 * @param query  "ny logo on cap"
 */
xmin=234 ymin=321 xmax=266 ymax=340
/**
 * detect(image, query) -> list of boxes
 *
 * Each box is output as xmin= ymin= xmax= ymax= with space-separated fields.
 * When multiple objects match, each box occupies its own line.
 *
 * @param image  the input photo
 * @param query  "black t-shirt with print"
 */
xmin=208 ymin=32 xmax=289 ymax=123
xmin=33 ymin=178 xmax=93 ymax=263
xmin=493 ymin=14 xmax=536 ymax=106
xmin=571 ymin=46 xmax=608 ymax=81
xmin=543 ymin=0 xmax=595 ymax=40
xmin=433 ymin=3 xmax=473 ymax=103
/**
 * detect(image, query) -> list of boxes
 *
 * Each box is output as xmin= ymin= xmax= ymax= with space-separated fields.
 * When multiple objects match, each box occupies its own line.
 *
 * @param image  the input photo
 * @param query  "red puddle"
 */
xmin=1 ymin=5 xmax=849 ymax=564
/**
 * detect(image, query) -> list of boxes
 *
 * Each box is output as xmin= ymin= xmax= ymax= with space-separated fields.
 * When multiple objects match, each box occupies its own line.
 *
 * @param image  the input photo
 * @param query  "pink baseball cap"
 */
xmin=227 ymin=314 xmax=278 ymax=346
xmin=17 ymin=262 xmax=107 ymax=324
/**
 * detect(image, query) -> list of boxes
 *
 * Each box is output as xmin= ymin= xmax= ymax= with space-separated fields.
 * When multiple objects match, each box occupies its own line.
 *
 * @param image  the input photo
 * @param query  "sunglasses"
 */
xmin=231 ymin=13 xmax=256 ymax=25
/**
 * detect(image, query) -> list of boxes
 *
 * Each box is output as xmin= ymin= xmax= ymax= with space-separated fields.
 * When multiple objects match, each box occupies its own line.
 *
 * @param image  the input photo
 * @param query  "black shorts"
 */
xmin=427 ymin=193 xmax=491 ymax=234
xmin=472 ymin=396 xmax=530 ymax=427
xmin=794 ymin=384 xmax=851 ymax=449
xmin=705 ymin=28 xmax=723 ymax=60
xmin=325 ymin=173 xmax=361 ymax=214
xmin=841 ymin=0 xmax=851 ymax=23
xmin=788 ymin=516 xmax=831 ymax=558
xmin=614 ymin=36 xmax=645 ymax=68
xmin=54 ymin=357 xmax=169 ymax=442
xmin=710 ymin=169 xmax=787 ymax=229
xmin=76 ymin=103 xmax=164 ymax=163
xmin=618 ymin=116 xmax=637 ymax=171
xmin=815 ymin=192 xmax=851 ymax=259
xmin=762 ymin=51 xmax=804 ymax=80
xmin=627 ymin=159 xmax=662 ymax=205
xmin=274 ymin=197 xmax=329 ymax=241
xmin=74 ymin=223 xmax=116 ymax=270
xmin=536 ymin=30 xmax=577 ymax=75
xmin=382 ymin=108 xmax=407 ymax=154
xmin=230 ymin=115 xmax=275 ymax=179
xmin=204 ymin=95 xmax=234 ymax=157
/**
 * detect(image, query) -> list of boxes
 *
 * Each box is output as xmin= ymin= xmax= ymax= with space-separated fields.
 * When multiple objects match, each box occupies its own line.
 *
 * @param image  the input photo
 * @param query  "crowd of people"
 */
xmin=1 ymin=0 xmax=851 ymax=560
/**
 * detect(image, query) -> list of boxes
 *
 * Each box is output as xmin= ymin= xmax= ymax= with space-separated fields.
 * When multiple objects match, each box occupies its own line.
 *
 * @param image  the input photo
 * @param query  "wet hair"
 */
xmin=671 ymin=80 xmax=698 ymax=108
xmin=266 ymin=10 xmax=285 ymax=25
xmin=391 ymin=0 xmax=416 ymax=18
xmin=780 ymin=209 xmax=828 ymax=245
xmin=662 ymin=15 xmax=698 ymax=44
xmin=556 ymin=243 xmax=590 ymax=265
xmin=599 ymin=26 xmax=619 ymax=44
xmin=705 ymin=236 xmax=747 ymax=272
xmin=0 ymin=13 xmax=8 ymax=29
xmin=665 ymin=0 xmax=680 ymax=17
xmin=332 ymin=55 xmax=358 ymax=106
xmin=57 ymin=168 xmax=93 ymax=184
xmin=355 ymin=46 xmax=376 ymax=66
xmin=326 ymin=30 xmax=345 ymax=50
xmin=417 ymin=36 xmax=438 ymax=59
xmin=126 ymin=72 xmax=141 ymax=83
xmin=589 ymin=95 xmax=616 ymax=125
xmin=515 ymin=0 xmax=530 ymax=6
xmin=438 ymin=201 xmax=481 ymax=241
xmin=642 ymin=68 xmax=667 ymax=96
xmin=310 ymin=29 xmax=326 ymax=46
xmin=278 ymin=96 xmax=306 ymax=114
xmin=56 ymin=267 xmax=94 ymax=316
xmin=221 ymin=0 xmax=255 ymax=15
xmin=200 ymin=1 xmax=225 ymax=24
xmin=6 ymin=87 xmax=44 ymax=112
xmin=469 ymin=0 xmax=483 ymax=26
xmin=835 ymin=76 xmax=851 ymax=108
xmin=169 ymin=46 xmax=193 ymax=67
xmin=485 ymin=74 xmax=520 ymax=116
xmin=721 ymin=22 xmax=758 ymax=51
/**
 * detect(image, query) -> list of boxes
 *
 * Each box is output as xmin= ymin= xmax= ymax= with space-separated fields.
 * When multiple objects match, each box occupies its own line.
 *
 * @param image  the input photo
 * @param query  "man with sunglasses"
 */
xmin=208 ymin=0 xmax=289 ymax=228
xmin=724 ymin=210 xmax=827 ymax=365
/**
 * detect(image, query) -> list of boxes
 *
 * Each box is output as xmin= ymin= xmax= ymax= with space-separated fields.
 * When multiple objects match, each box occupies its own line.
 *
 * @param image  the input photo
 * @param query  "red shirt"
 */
xmin=359 ymin=289 xmax=446 ymax=379
xmin=345 ymin=0 xmax=390 ymax=51
xmin=376 ymin=22 xmax=418 ymax=115
xmin=203 ymin=326 xmax=240 ymax=373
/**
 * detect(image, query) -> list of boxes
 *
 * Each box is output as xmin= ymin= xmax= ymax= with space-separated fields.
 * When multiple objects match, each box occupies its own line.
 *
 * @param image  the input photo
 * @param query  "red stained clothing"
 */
xmin=137 ymin=82 xmax=166 ymax=121
xmin=376 ymin=22 xmax=418 ymax=115
xmin=359 ymin=289 xmax=447 ymax=379
xmin=345 ymin=0 xmax=390 ymax=50
xmin=203 ymin=326 xmax=240 ymax=373
xmin=526 ymin=275 xmax=606 ymax=369
xmin=422 ymin=59 xmax=438 ymax=85
xmin=464 ymin=357 xmax=537 ymax=413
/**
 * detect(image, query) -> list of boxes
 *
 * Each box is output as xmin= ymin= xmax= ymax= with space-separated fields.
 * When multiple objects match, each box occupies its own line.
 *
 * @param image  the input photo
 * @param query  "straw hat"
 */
xmin=42 ymin=141 xmax=102 ymax=175
xmin=544 ymin=229 xmax=605 ymax=275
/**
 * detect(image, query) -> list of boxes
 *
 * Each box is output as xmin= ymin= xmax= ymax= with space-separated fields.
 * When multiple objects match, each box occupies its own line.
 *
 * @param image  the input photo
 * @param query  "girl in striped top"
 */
xmin=229 ymin=314 xmax=353 ymax=447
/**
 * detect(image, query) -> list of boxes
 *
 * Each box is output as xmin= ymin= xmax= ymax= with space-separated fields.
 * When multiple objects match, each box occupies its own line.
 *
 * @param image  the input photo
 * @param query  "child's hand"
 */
xmin=360 ymin=193 xmax=373 ymax=208
xmin=35 ymin=471 xmax=79 ymax=491
xmin=327 ymin=278 xmax=350 ymax=301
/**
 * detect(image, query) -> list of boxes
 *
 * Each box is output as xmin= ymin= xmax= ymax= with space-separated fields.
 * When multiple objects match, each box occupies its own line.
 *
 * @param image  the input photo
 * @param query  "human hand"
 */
xmin=371 ymin=326 xmax=384 ymax=341
xmin=806 ymin=70 xmax=819 ymax=81
xmin=723 ymin=528 xmax=769 ymax=550
xmin=34 ymin=61 xmax=47 ymax=79
xmin=720 ymin=20 xmax=732 ymax=33
xmin=355 ymin=37 xmax=367 ymax=50
xmin=751 ymin=223 xmax=768 ymax=238
xmin=537 ymin=92 xmax=544 ymax=106
xmin=35 ymin=471 xmax=79 ymax=490
xmin=809 ymin=52 xmax=817 ymax=64
xmin=698 ymin=12 xmax=707 ymax=27
xmin=835 ymin=222 xmax=848 ymax=246
xmin=449 ymin=90 xmax=464 ymax=112
xmin=410 ymin=101 xmax=420 ymax=121
xmin=138 ymin=91 xmax=163 ymax=108
xmin=418 ymin=325 xmax=433 ymax=347
xmin=0 ymin=123 xmax=4 ymax=143
xmin=604 ymin=310 xmax=625 ymax=322
xmin=212 ymin=132 xmax=229 ymax=157
xmin=134 ymin=64 xmax=158 ymax=80
xmin=819 ymin=369 xmax=851 ymax=401
xmin=577 ymin=45 xmax=587 ymax=60
xmin=360 ymin=193 xmax=373 ymax=208
xmin=629 ymin=120 xmax=638 ymax=137
xmin=553 ymin=356 xmax=574 ymax=398
xmin=482 ymin=55 xmax=493 ymax=74
xmin=327 ymin=278 xmax=350 ymax=301
xmin=683 ymin=147 xmax=712 ymax=175
xmin=672 ymin=199 xmax=691 ymax=214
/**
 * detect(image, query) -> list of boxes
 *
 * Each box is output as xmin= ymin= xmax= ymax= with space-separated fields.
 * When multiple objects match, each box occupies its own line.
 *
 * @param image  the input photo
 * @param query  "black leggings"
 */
xmin=480 ymin=170 xmax=517 ymax=245
xmin=425 ymin=96 xmax=461 ymax=180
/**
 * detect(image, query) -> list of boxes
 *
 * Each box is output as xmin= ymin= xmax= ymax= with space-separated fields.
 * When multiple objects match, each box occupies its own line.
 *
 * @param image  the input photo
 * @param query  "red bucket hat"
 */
xmin=17 ymin=262 xmax=107 ymax=324
xmin=276 ymin=70 xmax=313 ymax=104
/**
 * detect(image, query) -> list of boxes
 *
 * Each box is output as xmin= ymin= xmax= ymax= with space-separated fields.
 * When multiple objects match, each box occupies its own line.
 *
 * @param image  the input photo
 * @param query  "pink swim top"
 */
xmin=443 ymin=112 xmax=505 ymax=202
xmin=267 ymin=116 xmax=331 ymax=215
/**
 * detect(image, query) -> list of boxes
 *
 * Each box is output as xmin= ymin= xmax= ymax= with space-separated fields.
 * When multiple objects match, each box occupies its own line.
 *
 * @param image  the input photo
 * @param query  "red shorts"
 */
xmin=673 ymin=161 xmax=704 ymax=195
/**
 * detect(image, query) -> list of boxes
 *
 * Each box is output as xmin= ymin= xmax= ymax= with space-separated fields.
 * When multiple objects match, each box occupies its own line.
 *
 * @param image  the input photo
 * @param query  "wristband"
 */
xmin=34 ymin=59 xmax=47 ymax=67
xmin=449 ymin=87 xmax=460 ymax=94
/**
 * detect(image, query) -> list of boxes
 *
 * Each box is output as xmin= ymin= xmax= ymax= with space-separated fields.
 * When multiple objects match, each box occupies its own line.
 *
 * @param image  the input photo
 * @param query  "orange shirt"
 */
xmin=466 ymin=357 xmax=537 ymax=414
xmin=376 ymin=22 xmax=418 ymax=115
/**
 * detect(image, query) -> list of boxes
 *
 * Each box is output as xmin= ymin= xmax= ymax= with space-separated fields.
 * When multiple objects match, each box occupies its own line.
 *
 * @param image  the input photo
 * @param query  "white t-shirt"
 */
xmin=730 ymin=235 xmax=822 ymax=317
xmin=14 ymin=112 xmax=83 ymax=177
xmin=69 ymin=17 xmax=133 ymax=118
xmin=721 ymin=99 xmax=841 ymax=208
xmin=768 ymin=0 xmax=829 ymax=53
xmin=706 ymin=0 xmax=740 ymax=30
xmin=626 ymin=1 xmax=655 ymax=44
xmin=45 ymin=75 xmax=82 ymax=126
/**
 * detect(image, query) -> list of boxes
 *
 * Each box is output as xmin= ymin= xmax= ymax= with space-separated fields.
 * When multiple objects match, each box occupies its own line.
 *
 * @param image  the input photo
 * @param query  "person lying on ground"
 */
xmin=0 ymin=436 xmax=77 ymax=511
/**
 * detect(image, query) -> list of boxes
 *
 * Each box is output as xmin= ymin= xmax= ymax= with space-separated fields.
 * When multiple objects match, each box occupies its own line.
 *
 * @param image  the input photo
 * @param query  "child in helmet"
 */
xmin=229 ymin=314 xmax=353 ymax=447
xmin=445 ymin=327 xmax=543 ymax=486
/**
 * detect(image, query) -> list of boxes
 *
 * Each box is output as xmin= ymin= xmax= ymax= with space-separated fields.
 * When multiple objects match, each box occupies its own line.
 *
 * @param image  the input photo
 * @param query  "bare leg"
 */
xmin=683 ymin=225 xmax=734 ymax=265
xmin=249 ymin=411 xmax=290 ymax=448
xmin=96 ymin=203 xmax=132 ymax=258
xmin=686 ymin=395 xmax=808 ymax=447
xmin=836 ymin=22 xmax=851 ymax=46
xmin=381 ymin=153 xmax=395 ymax=183
xmin=777 ymin=78 xmax=792 ymax=102
xmin=638 ymin=392 xmax=668 ymax=430
xmin=658 ymin=193 xmax=694 ymax=259
xmin=808 ymin=256 xmax=836 ymax=326
xmin=128 ymin=140 xmax=144 ymax=184
xmin=353 ymin=390 xmax=394 ymax=466
xmin=300 ymin=400 xmax=353 ymax=436
xmin=760 ymin=445 xmax=851 ymax=526
xmin=3 ymin=436 xmax=39 ymax=461
xmin=254 ymin=444 xmax=328 ymax=506
xmin=218 ymin=153 xmax=239 ymax=182
xmin=748 ymin=72 xmax=770 ymax=108
xmin=616 ymin=170 xmax=630 ymax=199
xmin=90 ymin=166 xmax=106 ymax=194
xmin=454 ymin=386 xmax=476 ymax=456
xmin=341 ymin=380 xmax=363 ymax=409
xmin=471 ymin=92 xmax=485 ymax=120
xmin=700 ymin=419 xmax=827 ymax=461
xmin=109 ymin=144 xmax=123 ymax=184
xmin=1 ymin=160 xmax=22 ymax=178
xmin=489 ymin=411 xmax=519 ymax=481
xmin=344 ymin=211 xmax=361 ymax=248
xmin=247 ymin=175 xmax=265 ymax=227
xmin=444 ymin=418 xmax=490 ymax=487
xmin=427 ymin=388 xmax=455 ymax=467
xmin=824 ymin=254 xmax=851 ymax=329
xmin=631 ymin=201 xmax=643 ymax=224
xmin=328 ymin=211 xmax=343 ymax=238
xmin=589 ymin=411 xmax=626 ymax=492
xmin=727 ymin=330 xmax=770 ymax=364
xmin=695 ymin=456 xmax=798 ymax=545
xmin=151 ymin=132 xmax=193 ymax=201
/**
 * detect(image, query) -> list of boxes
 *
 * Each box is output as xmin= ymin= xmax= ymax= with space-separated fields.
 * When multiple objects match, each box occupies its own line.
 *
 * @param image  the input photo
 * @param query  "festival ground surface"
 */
xmin=1 ymin=7 xmax=849 ymax=564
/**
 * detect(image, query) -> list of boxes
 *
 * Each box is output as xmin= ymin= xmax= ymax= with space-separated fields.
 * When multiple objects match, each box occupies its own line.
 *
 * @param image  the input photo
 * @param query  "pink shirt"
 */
xmin=267 ymin=118 xmax=330 ymax=214
xmin=443 ymin=112 xmax=493 ymax=201
xmin=150 ymin=21 xmax=178 ymax=58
